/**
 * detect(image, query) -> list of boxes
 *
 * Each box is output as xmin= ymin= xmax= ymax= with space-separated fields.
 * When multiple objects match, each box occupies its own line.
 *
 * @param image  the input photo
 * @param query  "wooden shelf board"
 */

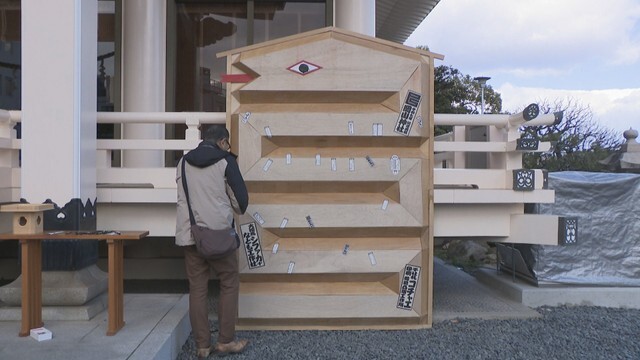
xmin=240 ymin=281 xmax=396 ymax=296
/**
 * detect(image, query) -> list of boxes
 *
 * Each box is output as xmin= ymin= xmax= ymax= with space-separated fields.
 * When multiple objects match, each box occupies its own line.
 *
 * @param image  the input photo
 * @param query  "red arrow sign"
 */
xmin=221 ymin=74 xmax=254 ymax=83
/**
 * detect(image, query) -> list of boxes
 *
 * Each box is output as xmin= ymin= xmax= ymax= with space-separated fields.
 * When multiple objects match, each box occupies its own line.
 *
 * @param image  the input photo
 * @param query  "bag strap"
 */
xmin=181 ymin=160 xmax=197 ymax=226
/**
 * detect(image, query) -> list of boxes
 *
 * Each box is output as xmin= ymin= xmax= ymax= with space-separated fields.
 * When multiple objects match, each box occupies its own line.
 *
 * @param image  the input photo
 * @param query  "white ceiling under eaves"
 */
xmin=376 ymin=0 xmax=441 ymax=44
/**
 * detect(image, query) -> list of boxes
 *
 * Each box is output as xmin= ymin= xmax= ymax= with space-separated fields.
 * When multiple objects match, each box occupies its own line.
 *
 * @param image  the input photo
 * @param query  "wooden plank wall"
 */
xmin=224 ymin=29 xmax=434 ymax=329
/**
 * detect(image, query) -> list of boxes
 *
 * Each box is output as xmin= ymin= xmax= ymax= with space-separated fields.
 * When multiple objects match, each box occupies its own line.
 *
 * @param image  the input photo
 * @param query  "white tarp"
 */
xmin=531 ymin=171 xmax=640 ymax=286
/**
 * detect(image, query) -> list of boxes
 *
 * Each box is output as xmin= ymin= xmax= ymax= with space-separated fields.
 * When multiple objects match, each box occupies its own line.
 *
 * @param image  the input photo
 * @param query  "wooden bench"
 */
xmin=0 ymin=230 xmax=149 ymax=336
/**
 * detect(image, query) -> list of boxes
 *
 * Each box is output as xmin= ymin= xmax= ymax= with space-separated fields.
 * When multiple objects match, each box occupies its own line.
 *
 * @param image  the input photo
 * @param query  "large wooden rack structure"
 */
xmin=219 ymin=27 xmax=441 ymax=329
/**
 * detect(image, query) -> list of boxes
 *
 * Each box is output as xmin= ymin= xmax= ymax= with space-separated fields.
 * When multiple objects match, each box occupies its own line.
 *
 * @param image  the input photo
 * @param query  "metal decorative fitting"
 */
xmin=513 ymin=169 xmax=535 ymax=191
xmin=516 ymin=138 xmax=539 ymax=151
xmin=522 ymin=103 xmax=540 ymax=121
xmin=558 ymin=217 xmax=578 ymax=245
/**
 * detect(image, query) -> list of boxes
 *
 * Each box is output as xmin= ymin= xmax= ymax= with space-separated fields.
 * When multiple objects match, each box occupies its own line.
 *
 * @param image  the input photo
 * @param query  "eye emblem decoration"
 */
xmin=287 ymin=60 xmax=322 ymax=76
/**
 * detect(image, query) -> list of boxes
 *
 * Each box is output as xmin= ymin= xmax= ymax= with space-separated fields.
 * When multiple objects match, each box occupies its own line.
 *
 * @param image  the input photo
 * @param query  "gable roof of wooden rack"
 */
xmin=217 ymin=27 xmax=444 ymax=61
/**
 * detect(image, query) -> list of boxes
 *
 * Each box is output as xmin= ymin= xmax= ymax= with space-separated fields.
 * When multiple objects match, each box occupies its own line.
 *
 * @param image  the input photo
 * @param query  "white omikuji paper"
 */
xmin=368 ymin=251 xmax=377 ymax=266
xmin=372 ymin=123 xmax=383 ymax=136
xmin=381 ymin=199 xmax=389 ymax=210
xmin=287 ymin=261 xmax=295 ymax=274
xmin=252 ymin=212 xmax=265 ymax=225
xmin=241 ymin=111 xmax=251 ymax=123
xmin=262 ymin=158 xmax=273 ymax=172
xmin=390 ymin=155 xmax=400 ymax=175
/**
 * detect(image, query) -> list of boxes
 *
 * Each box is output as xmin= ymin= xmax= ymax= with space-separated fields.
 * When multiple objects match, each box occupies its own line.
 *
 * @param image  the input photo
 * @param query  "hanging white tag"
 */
xmin=390 ymin=155 xmax=400 ymax=175
xmin=349 ymin=158 xmax=355 ymax=172
xmin=264 ymin=126 xmax=273 ymax=138
xmin=331 ymin=158 xmax=337 ymax=172
xmin=252 ymin=212 xmax=265 ymax=225
xmin=280 ymin=217 xmax=289 ymax=229
xmin=315 ymin=154 xmax=321 ymax=166
xmin=241 ymin=112 xmax=251 ymax=124
xmin=262 ymin=158 xmax=273 ymax=172
xmin=286 ymin=153 xmax=292 ymax=165
xmin=272 ymin=242 xmax=279 ymax=254
xmin=377 ymin=123 xmax=383 ymax=136
xmin=287 ymin=261 xmax=295 ymax=274
xmin=348 ymin=121 xmax=354 ymax=135
xmin=368 ymin=251 xmax=377 ymax=266
xmin=382 ymin=199 xmax=389 ymax=210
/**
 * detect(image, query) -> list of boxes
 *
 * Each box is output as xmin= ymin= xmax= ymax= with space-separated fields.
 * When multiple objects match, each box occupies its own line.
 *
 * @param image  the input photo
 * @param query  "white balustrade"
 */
xmin=0 ymin=106 xmax=556 ymax=204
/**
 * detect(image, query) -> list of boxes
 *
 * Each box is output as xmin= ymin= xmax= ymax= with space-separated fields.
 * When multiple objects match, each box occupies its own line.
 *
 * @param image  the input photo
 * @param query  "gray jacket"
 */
xmin=175 ymin=141 xmax=248 ymax=246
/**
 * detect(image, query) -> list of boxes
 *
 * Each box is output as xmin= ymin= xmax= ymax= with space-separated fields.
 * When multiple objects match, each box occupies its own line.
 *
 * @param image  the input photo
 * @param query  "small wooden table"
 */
xmin=0 ymin=230 xmax=149 ymax=336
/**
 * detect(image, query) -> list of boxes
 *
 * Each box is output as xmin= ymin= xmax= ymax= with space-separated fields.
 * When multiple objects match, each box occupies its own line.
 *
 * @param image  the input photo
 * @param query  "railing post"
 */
xmin=0 ymin=110 xmax=19 ymax=203
xmin=184 ymin=115 xmax=201 ymax=148
xmin=452 ymin=126 xmax=466 ymax=168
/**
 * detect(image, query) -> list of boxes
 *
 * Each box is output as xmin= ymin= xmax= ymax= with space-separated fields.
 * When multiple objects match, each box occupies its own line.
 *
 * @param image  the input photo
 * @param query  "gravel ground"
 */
xmin=176 ymin=306 xmax=640 ymax=360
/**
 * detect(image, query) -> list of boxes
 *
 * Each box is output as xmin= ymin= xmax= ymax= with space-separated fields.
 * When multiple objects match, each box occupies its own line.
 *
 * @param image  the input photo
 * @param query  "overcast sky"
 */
xmin=404 ymin=0 xmax=640 ymax=135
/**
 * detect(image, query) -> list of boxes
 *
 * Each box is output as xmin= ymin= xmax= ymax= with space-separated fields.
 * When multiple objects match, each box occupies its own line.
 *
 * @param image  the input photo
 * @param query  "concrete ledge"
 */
xmin=130 ymin=294 xmax=191 ymax=360
xmin=0 ymin=294 xmax=188 ymax=359
xmin=475 ymin=267 xmax=640 ymax=308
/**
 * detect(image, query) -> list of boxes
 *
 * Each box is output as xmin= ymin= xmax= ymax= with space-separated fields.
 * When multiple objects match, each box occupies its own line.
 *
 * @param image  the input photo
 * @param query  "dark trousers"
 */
xmin=184 ymin=246 xmax=239 ymax=348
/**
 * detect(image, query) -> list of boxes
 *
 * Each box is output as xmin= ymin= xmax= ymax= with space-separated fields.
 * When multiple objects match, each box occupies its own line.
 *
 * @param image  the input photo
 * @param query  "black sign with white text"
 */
xmin=240 ymin=222 xmax=265 ymax=269
xmin=394 ymin=90 xmax=422 ymax=136
xmin=397 ymin=264 xmax=421 ymax=310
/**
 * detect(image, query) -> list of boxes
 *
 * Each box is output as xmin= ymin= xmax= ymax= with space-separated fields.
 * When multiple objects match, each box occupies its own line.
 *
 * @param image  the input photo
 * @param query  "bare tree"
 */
xmin=522 ymin=98 xmax=622 ymax=171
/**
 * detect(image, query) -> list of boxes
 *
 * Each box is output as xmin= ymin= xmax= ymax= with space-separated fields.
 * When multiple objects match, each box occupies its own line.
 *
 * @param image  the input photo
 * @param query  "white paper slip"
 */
xmin=315 ymin=154 xmax=321 ymax=166
xmin=390 ymin=155 xmax=400 ymax=175
xmin=349 ymin=158 xmax=355 ymax=172
xmin=331 ymin=158 xmax=337 ymax=171
xmin=287 ymin=261 xmax=295 ymax=274
xmin=376 ymin=123 xmax=383 ymax=136
xmin=252 ymin=212 xmax=265 ymax=225
xmin=348 ymin=121 xmax=354 ymax=135
xmin=372 ymin=123 xmax=379 ymax=136
xmin=280 ymin=217 xmax=289 ymax=229
xmin=381 ymin=199 xmax=389 ymax=210
xmin=368 ymin=251 xmax=377 ymax=266
xmin=272 ymin=242 xmax=279 ymax=254
xmin=241 ymin=111 xmax=251 ymax=123
xmin=264 ymin=126 xmax=273 ymax=138
xmin=286 ymin=153 xmax=292 ymax=165
xmin=262 ymin=158 xmax=273 ymax=172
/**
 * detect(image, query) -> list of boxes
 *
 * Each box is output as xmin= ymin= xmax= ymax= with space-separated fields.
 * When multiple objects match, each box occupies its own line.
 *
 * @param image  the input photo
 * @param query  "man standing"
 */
xmin=176 ymin=125 xmax=249 ymax=358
